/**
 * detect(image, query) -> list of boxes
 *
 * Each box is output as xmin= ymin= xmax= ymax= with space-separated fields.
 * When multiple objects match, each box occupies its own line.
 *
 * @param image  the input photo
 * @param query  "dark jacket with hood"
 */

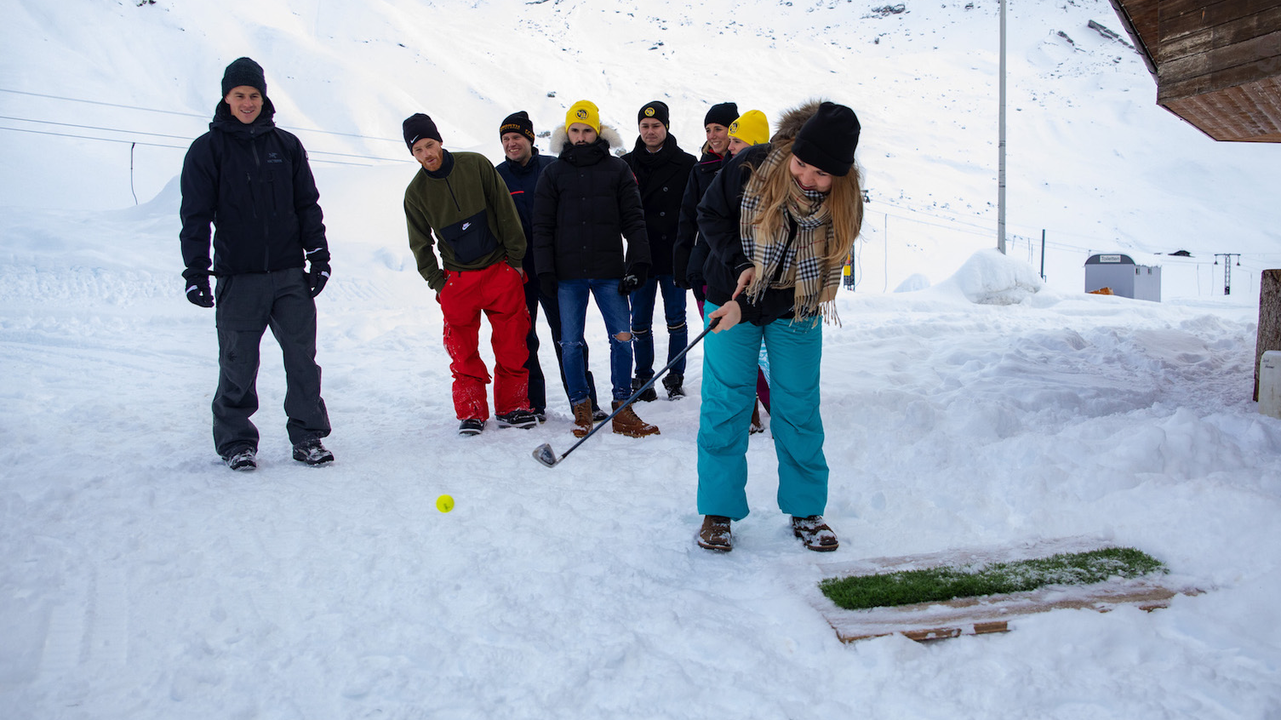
xmin=674 ymin=143 xmax=728 ymax=290
xmin=180 ymin=98 xmax=328 ymax=284
xmin=621 ymin=134 xmax=695 ymax=276
xmin=696 ymin=102 xmax=818 ymax=326
xmin=532 ymin=125 xmax=650 ymax=281
xmin=496 ymin=148 xmax=557 ymax=277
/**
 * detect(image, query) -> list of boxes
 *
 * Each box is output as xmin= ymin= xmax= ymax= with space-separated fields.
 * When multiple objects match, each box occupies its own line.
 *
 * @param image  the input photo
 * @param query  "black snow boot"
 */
xmin=631 ymin=376 xmax=658 ymax=402
xmin=663 ymin=372 xmax=685 ymax=399
xmin=292 ymin=438 xmax=334 ymax=466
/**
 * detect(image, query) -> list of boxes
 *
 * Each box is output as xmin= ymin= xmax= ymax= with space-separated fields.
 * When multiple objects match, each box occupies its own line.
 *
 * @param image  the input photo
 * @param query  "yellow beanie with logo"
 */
xmin=566 ymin=100 xmax=601 ymax=134
xmin=728 ymin=110 xmax=769 ymax=146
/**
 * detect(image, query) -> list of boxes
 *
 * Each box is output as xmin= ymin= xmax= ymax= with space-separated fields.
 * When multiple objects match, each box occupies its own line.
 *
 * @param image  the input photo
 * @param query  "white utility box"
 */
xmin=1261 ymin=351 xmax=1281 ymax=419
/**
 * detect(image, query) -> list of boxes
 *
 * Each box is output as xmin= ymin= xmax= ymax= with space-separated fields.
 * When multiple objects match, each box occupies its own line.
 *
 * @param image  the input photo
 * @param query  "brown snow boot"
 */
xmin=791 ymin=515 xmax=839 ymax=552
xmin=749 ymin=400 xmax=765 ymax=434
xmin=611 ymin=400 xmax=660 ymax=438
xmin=697 ymin=515 xmax=733 ymax=552
xmin=571 ymin=399 xmax=595 ymax=438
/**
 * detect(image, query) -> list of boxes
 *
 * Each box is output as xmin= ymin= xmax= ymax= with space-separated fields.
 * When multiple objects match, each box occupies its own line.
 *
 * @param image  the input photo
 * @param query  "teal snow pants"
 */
xmin=696 ymin=303 xmax=828 ymax=521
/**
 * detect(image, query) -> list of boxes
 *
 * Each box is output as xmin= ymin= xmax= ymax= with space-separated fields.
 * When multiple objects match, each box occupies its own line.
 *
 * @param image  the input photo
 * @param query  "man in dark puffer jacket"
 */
xmin=180 ymin=57 xmax=333 ymax=471
xmin=621 ymin=101 xmax=696 ymax=401
xmin=496 ymin=111 xmax=604 ymax=424
xmin=532 ymin=100 xmax=659 ymax=439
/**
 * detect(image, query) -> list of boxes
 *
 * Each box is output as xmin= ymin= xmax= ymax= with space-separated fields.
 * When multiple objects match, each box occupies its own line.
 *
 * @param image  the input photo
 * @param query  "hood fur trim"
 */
xmin=771 ymin=99 xmax=825 ymax=145
xmin=549 ymin=123 xmax=627 ymax=157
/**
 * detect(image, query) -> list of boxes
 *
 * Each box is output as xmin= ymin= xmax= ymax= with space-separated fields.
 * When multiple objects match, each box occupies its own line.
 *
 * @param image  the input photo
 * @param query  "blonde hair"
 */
xmin=746 ymin=139 xmax=864 ymax=263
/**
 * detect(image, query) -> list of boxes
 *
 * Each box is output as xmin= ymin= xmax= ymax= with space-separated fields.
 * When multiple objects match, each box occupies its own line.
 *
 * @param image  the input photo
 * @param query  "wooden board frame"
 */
xmin=806 ymin=537 xmax=1204 ymax=644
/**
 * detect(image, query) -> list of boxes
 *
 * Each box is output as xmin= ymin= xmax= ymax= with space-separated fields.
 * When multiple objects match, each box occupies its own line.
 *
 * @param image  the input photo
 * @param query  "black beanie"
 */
xmin=221 ymin=57 xmax=267 ymax=98
xmin=703 ymin=102 xmax=739 ymax=128
xmin=499 ymin=111 xmax=536 ymax=144
xmin=638 ymin=100 xmax=670 ymax=128
xmin=791 ymin=102 xmax=860 ymax=177
xmin=403 ymin=113 xmax=442 ymax=150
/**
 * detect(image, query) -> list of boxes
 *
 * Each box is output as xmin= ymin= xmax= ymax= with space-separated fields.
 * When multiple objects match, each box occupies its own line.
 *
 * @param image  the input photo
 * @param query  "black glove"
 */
xmin=691 ymin=283 xmax=706 ymax=304
xmin=186 ymin=278 xmax=214 ymax=308
xmin=538 ymin=273 xmax=558 ymax=299
xmin=618 ymin=264 xmax=649 ymax=295
xmin=308 ymin=262 xmax=331 ymax=298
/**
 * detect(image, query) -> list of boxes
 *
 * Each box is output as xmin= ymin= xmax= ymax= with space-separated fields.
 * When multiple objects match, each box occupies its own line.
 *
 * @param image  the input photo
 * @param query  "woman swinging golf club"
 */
xmin=694 ymin=100 xmax=864 ymax=553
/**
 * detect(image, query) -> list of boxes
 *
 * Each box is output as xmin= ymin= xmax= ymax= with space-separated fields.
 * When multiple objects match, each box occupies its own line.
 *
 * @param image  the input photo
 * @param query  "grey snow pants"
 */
xmin=212 ymin=267 xmax=330 ymax=458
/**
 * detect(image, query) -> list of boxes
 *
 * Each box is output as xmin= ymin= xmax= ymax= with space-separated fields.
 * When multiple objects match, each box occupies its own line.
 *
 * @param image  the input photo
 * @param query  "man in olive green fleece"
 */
xmin=402 ymin=112 xmax=536 ymax=436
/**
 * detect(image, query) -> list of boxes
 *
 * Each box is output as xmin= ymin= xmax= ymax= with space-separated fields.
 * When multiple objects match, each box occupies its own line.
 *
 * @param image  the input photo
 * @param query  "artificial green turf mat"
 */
xmin=819 ymin=547 xmax=1167 ymax=611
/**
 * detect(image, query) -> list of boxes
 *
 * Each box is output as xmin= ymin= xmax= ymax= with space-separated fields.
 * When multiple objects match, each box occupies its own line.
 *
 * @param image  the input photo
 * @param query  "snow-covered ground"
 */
xmin=3 ymin=1 xmax=1281 ymax=718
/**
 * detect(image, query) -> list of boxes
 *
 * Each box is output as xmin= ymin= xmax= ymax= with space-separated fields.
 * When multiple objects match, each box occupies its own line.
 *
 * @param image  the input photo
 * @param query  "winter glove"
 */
xmin=617 ymin=264 xmax=649 ymax=295
xmin=538 ymin=273 xmax=558 ymax=299
xmin=691 ymin=283 xmax=706 ymax=304
xmin=308 ymin=262 xmax=331 ymax=298
xmin=186 ymin=278 xmax=214 ymax=308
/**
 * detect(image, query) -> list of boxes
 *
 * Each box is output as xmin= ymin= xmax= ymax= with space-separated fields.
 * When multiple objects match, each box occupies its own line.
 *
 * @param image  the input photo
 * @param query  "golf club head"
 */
xmin=532 ymin=443 xmax=559 ymax=467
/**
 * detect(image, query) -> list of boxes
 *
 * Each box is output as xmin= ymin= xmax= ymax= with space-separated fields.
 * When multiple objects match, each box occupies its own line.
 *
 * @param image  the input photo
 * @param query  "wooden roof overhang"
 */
xmin=1109 ymin=0 xmax=1281 ymax=142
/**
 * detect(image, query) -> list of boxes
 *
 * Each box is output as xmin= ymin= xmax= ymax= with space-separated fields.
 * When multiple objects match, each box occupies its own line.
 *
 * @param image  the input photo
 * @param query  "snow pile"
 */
xmin=936 ymin=248 xmax=1046 ymax=305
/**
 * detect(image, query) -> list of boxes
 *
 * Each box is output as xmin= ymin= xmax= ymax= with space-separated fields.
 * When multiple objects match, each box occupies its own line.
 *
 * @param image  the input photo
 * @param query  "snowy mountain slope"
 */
xmin=2 ymin=0 xmax=1278 ymax=294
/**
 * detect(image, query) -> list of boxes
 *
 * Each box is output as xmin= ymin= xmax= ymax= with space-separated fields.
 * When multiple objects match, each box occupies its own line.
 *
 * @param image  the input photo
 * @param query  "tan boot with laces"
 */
xmin=611 ymin=400 xmax=660 ymax=437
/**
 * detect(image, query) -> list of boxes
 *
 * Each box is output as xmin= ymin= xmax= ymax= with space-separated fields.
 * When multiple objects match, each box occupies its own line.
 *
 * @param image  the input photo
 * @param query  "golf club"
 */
xmin=532 ymin=316 xmax=721 ymax=467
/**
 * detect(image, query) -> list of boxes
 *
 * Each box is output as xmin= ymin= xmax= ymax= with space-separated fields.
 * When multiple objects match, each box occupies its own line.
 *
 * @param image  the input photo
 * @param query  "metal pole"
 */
xmin=1040 ymin=229 xmax=1046 ymax=280
xmin=998 ymin=0 xmax=1007 ymax=254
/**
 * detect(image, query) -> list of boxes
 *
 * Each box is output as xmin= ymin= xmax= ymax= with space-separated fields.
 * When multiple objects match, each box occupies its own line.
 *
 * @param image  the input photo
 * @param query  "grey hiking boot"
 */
xmin=292 ymin=438 xmax=334 ymax=466
xmin=224 ymin=448 xmax=257 ymax=472
xmin=697 ymin=515 xmax=732 ymax=552
xmin=496 ymin=409 xmax=538 ymax=429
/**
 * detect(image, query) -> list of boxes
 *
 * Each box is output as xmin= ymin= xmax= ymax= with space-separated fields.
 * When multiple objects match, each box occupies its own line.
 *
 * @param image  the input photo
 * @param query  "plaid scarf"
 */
xmin=740 ymin=148 xmax=842 ymax=324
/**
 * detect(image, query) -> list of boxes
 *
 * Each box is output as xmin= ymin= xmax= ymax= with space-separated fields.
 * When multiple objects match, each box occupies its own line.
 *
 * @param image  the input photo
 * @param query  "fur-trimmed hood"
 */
xmin=549 ymin=123 xmax=627 ymax=157
xmin=770 ymin=99 xmax=824 ymax=145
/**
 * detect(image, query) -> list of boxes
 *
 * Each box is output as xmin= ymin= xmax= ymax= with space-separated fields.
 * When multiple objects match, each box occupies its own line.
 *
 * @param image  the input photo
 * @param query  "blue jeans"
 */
xmin=696 ymin=303 xmax=827 ymax=520
xmin=557 ymin=278 xmax=634 ymax=403
xmin=630 ymin=273 xmax=689 ymax=380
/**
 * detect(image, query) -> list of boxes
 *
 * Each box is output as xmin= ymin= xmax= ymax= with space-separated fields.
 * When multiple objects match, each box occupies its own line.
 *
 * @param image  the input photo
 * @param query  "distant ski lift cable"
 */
xmin=0 ymin=87 xmax=404 ymax=144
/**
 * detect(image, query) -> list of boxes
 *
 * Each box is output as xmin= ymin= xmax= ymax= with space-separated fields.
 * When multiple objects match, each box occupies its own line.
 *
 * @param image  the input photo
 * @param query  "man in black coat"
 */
xmin=179 ymin=57 xmax=333 ymax=471
xmin=532 ymin=100 xmax=659 ymax=439
xmin=495 ymin=111 xmax=604 ymax=424
xmin=621 ymin=101 xmax=696 ymax=400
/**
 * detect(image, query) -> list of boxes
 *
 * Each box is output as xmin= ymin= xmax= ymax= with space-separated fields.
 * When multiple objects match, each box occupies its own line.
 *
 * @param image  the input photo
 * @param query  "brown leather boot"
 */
xmin=611 ymin=400 xmax=660 ymax=437
xmin=571 ymin=399 xmax=595 ymax=438
xmin=697 ymin=515 xmax=732 ymax=552
xmin=749 ymin=400 xmax=765 ymax=434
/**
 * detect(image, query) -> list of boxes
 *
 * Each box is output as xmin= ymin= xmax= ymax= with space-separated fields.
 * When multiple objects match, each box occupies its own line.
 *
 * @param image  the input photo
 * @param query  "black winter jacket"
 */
xmin=696 ymin=144 xmax=797 ymax=326
xmin=180 ymin=99 xmax=328 ymax=283
xmin=674 ymin=146 xmax=727 ymax=288
xmin=621 ymin=134 xmax=695 ymax=276
xmin=532 ymin=130 xmax=649 ymax=281
xmin=496 ymin=149 xmax=556 ymax=277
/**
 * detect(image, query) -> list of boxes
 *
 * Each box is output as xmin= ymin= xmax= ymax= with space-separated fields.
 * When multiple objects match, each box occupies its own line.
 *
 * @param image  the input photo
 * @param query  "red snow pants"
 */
xmin=438 ymin=261 xmax=532 ymax=420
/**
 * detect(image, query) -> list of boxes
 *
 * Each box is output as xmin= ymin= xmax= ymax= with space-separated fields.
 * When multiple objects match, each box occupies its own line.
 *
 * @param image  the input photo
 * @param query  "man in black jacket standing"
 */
xmin=532 ymin=100 xmax=659 ymax=439
xmin=180 ymin=57 xmax=333 ymax=471
xmin=621 ymin=101 xmax=696 ymax=401
xmin=495 ymin=111 xmax=604 ymax=424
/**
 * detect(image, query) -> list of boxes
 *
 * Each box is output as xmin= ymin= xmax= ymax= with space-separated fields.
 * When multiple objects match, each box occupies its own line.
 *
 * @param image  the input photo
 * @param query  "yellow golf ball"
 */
xmin=436 ymin=494 xmax=454 ymax=513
